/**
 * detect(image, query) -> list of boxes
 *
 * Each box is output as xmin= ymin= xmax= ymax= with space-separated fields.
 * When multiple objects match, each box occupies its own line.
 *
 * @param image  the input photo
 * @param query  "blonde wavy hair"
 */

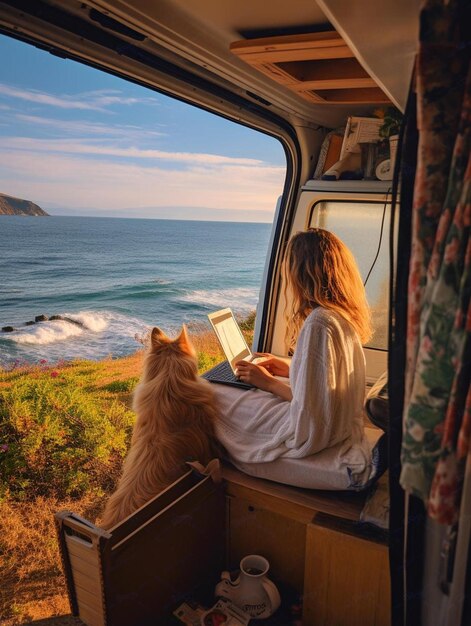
xmin=284 ymin=228 xmax=372 ymax=349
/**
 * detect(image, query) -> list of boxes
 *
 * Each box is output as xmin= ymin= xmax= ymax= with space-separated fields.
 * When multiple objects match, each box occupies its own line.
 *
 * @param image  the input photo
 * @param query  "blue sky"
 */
xmin=0 ymin=35 xmax=286 ymax=222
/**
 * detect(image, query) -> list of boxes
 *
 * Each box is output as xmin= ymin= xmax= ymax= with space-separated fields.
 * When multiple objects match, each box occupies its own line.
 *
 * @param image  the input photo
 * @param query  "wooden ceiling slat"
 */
xmin=230 ymin=31 xmax=344 ymax=54
xmin=293 ymin=77 xmax=377 ymax=91
xmin=235 ymin=46 xmax=354 ymax=63
xmin=230 ymin=31 xmax=390 ymax=105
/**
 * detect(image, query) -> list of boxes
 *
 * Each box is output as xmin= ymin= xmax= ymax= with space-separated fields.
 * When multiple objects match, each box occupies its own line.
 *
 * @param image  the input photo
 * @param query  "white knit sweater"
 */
xmin=213 ymin=307 xmax=366 ymax=463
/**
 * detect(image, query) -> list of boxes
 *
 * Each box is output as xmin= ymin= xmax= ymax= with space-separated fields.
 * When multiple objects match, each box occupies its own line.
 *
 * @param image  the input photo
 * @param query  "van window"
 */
xmin=309 ymin=200 xmax=390 ymax=350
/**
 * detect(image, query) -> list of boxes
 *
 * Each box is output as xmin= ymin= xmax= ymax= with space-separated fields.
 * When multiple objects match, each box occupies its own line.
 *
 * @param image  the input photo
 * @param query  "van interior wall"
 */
xmin=294 ymin=122 xmax=325 ymax=193
xmin=258 ymin=121 xmax=325 ymax=354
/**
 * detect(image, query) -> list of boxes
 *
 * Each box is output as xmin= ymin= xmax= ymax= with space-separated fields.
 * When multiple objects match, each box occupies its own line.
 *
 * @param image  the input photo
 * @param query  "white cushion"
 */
xmin=229 ymin=427 xmax=385 ymax=491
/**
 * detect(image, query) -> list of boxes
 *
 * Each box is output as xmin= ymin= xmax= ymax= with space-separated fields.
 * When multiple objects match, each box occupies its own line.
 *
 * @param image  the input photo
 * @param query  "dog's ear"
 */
xmin=151 ymin=327 xmax=167 ymax=346
xmin=176 ymin=324 xmax=195 ymax=355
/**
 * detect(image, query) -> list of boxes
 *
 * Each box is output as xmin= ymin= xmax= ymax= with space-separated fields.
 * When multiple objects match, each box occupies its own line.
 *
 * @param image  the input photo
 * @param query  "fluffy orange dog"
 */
xmin=101 ymin=326 xmax=218 ymax=529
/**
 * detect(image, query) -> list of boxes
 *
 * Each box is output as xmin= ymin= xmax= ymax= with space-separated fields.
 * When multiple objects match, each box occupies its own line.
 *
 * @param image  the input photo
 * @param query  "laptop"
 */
xmin=202 ymin=308 xmax=255 ymax=390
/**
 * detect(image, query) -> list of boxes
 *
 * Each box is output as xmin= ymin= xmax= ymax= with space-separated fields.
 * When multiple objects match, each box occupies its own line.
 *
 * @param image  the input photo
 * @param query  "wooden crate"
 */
xmin=56 ymin=470 xmax=225 ymax=626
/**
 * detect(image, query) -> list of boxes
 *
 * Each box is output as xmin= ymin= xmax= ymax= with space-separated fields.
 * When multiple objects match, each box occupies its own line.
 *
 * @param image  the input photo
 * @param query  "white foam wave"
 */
xmin=180 ymin=287 xmax=259 ymax=312
xmin=5 ymin=310 xmax=111 ymax=345
xmin=8 ymin=320 xmax=84 ymax=345
xmin=65 ymin=311 xmax=109 ymax=332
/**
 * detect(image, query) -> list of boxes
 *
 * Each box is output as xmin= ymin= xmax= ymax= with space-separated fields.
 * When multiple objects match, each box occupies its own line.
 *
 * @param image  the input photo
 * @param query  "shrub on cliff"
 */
xmin=0 ymin=364 xmax=135 ymax=501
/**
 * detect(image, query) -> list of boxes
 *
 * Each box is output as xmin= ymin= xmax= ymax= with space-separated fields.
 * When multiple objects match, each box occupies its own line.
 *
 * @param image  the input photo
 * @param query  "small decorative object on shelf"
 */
xmin=375 ymin=106 xmax=403 ymax=175
xmin=359 ymin=144 xmax=392 ymax=180
xmin=313 ymin=129 xmax=344 ymax=179
xmin=376 ymin=106 xmax=403 ymax=140
xmin=314 ymin=108 xmax=402 ymax=182
xmin=321 ymin=151 xmax=362 ymax=181
xmin=359 ymin=142 xmax=379 ymax=180
xmin=340 ymin=116 xmax=382 ymax=160
xmin=321 ymin=116 xmax=382 ymax=181
xmin=375 ymin=158 xmax=392 ymax=181
xmin=215 ymin=554 xmax=281 ymax=619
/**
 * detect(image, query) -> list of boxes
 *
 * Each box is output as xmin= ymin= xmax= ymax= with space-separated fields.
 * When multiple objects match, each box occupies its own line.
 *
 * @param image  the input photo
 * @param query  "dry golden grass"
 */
xmin=0 ymin=355 xmax=142 ymax=624
xmin=0 ymin=494 xmax=106 ymax=624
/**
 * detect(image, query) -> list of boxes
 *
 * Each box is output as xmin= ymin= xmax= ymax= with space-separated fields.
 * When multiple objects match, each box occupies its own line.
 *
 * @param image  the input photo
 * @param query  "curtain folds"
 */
xmin=400 ymin=0 xmax=471 ymax=525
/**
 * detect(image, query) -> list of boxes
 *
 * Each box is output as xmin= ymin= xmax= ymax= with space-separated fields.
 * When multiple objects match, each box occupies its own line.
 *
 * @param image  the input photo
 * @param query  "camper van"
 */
xmin=0 ymin=1 xmax=469 ymax=625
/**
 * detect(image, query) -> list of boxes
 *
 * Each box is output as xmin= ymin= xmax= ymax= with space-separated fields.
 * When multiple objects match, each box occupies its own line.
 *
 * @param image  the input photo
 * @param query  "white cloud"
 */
xmin=0 ymin=136 xmax=265 ymax=166
xmin=15 ymin=114 xmax=164 ymax=140
xmin=0 ymin=84 xmax=159 ymax=111
xmin=0 ymin=147 xmax=285 ymax=215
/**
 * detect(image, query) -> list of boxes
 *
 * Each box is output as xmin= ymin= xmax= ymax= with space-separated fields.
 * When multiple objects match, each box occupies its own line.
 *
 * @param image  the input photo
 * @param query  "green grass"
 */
xmin=0 ymin=311 xmax=256 ymax=504
xmin=102 ymin=377 xmax=139 ymax=394
xmin=0 ymin=361 xmax=136 ymax=501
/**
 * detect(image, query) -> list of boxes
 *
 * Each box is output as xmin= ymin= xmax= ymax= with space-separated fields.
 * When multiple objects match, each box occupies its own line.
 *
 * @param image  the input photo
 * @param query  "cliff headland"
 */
xmin=0 ymin=192 xmax=49 ymax=216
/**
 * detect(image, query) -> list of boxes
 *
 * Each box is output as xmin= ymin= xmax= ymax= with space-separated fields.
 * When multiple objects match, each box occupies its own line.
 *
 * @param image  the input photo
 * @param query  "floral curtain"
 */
xmin=400 ymin=0 xmax=471 ymax=525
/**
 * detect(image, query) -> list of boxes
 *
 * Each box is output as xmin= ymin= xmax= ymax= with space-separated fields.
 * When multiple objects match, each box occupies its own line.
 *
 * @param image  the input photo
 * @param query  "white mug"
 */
xmin=215 ymin=554 xmax=281 ymax=619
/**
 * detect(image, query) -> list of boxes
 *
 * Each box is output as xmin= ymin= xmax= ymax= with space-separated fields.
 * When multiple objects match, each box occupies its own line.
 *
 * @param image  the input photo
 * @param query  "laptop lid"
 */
xmin=207 ymin=308 xmax=252 ymax=373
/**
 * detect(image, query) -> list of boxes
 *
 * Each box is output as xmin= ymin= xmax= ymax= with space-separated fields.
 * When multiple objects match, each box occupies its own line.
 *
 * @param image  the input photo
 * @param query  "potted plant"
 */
xmin=375 ymin=106 xmax=403 ymax=170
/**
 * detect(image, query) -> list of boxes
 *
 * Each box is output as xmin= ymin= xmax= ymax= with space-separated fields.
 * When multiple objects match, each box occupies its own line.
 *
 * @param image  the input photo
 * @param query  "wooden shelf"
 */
xmin=230 ymin=31 xmax=390 ymax=105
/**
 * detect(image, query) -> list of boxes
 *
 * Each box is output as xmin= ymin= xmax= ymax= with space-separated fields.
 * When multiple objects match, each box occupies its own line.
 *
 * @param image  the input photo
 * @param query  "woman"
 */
xmin=213 ymin=228 xmax=372 ymax=464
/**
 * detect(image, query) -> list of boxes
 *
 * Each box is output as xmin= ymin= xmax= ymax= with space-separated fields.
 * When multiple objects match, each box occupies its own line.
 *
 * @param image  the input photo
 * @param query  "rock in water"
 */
xmin=50 ymin=315 xmax=85 ymax=328
xmin=2 ymin=326 xmax=15 ymax=332
xmin=35 ymin=315 xmax=48 ymax=322
xmin=62 ymin=317 xmax=85 ymax=328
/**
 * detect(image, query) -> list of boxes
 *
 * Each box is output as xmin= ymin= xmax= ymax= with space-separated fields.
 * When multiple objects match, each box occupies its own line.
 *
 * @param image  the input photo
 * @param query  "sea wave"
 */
xmin=180 ymin=287 xmax=259 ymax=312
xmin=65 ymin=311 xmax=109 ymax=333
xmin=3 ymin=310 xmax=112 ymax=346
xmin=152 ymin=278 xmax=173 ymax=285
xmin=6 ymin=320 xmax=85 ymax=345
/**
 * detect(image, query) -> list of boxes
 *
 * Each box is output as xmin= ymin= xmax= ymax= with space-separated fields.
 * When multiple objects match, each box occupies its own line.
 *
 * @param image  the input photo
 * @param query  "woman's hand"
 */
xmin=235 ymin=360 xmax=292 ymax=401
xmin=235 ymin=360 xmax=274 ymax=392
xmin=252 ymin=353 xmax=290 ymax=378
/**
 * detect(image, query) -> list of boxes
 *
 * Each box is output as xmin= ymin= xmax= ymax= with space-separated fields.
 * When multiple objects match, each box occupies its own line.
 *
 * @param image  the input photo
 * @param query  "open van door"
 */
xmin=0 ymin=1 xmax=469 ymax=625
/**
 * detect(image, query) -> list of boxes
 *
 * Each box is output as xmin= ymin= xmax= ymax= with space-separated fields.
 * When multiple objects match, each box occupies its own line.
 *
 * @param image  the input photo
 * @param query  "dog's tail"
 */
xmin=99 ymin=430 xmax=216 ymax=529
xmin=100 ymin=441 xmax=169 ymax=529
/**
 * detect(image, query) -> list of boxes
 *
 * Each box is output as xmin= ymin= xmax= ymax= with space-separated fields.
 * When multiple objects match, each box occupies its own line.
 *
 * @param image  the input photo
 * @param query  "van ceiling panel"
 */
xmin=170 ymin=0 xmax=328 ymax=34
xmin=0 ymin=0 xmax=409 ymax=130
xmin=316 ymin=0 xmax=421 ymax=111
xmin=79 ymin=0 xmax=382 ymax=126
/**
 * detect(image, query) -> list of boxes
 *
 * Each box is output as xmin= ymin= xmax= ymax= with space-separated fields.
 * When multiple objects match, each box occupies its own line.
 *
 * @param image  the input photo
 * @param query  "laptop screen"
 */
xmin=208 ymin=308 xmax=252 ymax=372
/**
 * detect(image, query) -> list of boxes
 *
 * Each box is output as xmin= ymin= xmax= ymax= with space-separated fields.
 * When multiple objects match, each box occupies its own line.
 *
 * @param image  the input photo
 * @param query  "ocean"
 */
xmin=0 ymin=216 xmax=271 ymax=366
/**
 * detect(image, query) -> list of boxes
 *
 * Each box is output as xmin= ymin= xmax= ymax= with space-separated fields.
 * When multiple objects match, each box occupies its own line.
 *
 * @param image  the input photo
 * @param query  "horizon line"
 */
xmin=5 ymin=212 xmax=273 ymax=225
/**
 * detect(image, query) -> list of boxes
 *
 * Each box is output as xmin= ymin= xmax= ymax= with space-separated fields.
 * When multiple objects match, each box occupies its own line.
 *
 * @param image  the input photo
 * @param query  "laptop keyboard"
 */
xmin=202 ymin=361 xmax=253 ymax=389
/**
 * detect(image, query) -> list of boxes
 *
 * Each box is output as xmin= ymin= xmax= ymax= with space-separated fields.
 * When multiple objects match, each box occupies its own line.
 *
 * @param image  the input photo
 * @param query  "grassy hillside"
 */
xmin=0 ymin=317 xmax=253 ymax=624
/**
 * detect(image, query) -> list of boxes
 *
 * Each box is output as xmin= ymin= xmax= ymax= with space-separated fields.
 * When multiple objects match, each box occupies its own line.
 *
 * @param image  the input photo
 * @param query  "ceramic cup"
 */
xmin=215 ymin=554 xmax=280 ymax=619
xmin=240 ymin=554 xmax=269 ymax=577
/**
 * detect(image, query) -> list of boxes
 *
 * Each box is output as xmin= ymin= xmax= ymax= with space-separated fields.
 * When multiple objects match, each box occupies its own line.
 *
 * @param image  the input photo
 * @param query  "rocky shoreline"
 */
xmin=1 ymin=314 xmax=86 ymax=333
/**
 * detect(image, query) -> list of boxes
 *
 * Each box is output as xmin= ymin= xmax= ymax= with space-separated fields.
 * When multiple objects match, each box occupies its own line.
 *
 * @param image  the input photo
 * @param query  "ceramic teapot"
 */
xmin=215 ymin=554 xmax=281 ymax=619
